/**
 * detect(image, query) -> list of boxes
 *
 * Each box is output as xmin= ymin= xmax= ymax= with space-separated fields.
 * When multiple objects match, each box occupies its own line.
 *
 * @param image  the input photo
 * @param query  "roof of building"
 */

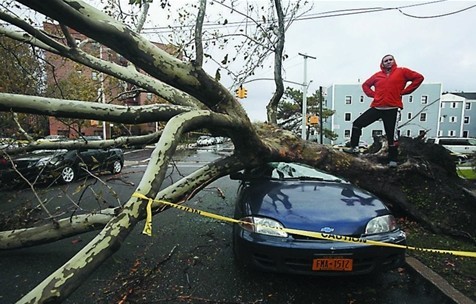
xmin=446 ymin=92 xmax=476 ymax=100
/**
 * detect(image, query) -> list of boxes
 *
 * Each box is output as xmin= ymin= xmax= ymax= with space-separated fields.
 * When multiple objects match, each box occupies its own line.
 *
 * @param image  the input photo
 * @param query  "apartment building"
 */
xmin=324 ymin=83 xmax=442 ymax=145
xmin=438 ymin=92 xmax=476 ymax=138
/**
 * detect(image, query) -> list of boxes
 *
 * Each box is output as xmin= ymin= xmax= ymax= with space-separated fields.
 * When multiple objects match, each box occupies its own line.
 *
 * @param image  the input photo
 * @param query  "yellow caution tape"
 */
xmin=142 ymin=198 xmax=153 ymax=236
xmin=132 ymin=192 xmax=476 ymax=258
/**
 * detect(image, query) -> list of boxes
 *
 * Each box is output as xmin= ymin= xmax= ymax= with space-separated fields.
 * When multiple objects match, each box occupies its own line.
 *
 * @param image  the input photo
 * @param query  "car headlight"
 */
xmin=365 ymin=215 xmax=397 ymax=234
xmin=239 ymin=216 xmax=288 ymax=237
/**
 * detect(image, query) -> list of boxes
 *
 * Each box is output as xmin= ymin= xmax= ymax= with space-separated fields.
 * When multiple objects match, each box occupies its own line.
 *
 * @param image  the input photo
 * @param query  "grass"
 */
xmin=399 ymin=219 xmax=476 ymax=302
xmin=456 ymin=166 xmax=476 ymax=180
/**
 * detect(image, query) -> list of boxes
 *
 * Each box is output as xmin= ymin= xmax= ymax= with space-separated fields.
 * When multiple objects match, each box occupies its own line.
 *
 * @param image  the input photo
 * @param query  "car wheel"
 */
xmin=60 ymin=166 xmax=76 ymax=183
xmin=110 ymin=160 xmax=123 ymax=174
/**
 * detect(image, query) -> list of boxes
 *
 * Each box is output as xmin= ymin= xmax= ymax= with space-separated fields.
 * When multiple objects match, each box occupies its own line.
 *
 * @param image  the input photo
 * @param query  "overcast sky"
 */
xmin=231 ymin=1 xmax=476 ymax=122
xmin=145 ymin=1 xmax=476 ymax=122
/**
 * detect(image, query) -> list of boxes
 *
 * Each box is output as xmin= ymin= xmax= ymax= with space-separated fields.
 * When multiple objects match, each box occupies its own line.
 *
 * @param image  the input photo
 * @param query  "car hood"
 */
xmin=241 ymin=180 xmax=390 ymax=236
xmin=14 ymin=151 xmax=60 ymax=161
xmin=9 ymin=150 xmax=68 ymax=169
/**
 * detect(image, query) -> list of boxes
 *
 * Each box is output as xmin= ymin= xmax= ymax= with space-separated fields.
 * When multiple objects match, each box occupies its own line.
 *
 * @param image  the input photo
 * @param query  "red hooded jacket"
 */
xmin=362 ymin=60 xmax=424 ymax=109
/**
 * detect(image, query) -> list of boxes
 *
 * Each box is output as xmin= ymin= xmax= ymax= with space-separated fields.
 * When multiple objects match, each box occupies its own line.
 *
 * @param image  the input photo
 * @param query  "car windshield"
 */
xmin=248 ymin=162 xmax=342 ymax=182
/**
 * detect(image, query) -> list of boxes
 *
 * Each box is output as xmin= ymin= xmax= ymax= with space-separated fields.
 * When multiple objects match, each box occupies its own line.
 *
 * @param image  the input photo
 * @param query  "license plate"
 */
xmin=312 ymin=258 xmax=353 ymax=271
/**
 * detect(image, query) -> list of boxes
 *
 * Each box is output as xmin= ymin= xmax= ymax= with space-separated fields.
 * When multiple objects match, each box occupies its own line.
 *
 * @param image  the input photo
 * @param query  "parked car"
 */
xmin=37 ymin=135 xmax=69 ymax=142
xmin=333 ymin=140 xmax=369 ymax=153
xmin=196 ymin=136 xmax=215 ymax=146
xmin=426 ymin=137 xmax=476 ymax=155
xmin=0 ymin=147 xmax=124 ymax=185
xmin=230 ymin=162 xmax=406 ymax=276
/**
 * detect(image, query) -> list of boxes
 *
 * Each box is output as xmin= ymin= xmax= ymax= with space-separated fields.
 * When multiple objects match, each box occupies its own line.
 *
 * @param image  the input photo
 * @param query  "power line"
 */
xmin=398 ymin=4 xmax=476 ymax=18
xmin=141 ymin=0 xmax=474 ymax=34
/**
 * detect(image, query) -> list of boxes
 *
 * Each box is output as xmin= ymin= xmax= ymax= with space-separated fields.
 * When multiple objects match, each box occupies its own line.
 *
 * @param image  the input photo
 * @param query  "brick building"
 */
xmin=43 ymin=22 xmax=177 ymax=139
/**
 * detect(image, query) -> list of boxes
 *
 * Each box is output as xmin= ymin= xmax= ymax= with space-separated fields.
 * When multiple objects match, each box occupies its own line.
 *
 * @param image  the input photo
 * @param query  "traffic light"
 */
xmin=235 ymin=86 xmax=248 ymax=99
xmin=234 ymin=87 xmax=241 ymax=98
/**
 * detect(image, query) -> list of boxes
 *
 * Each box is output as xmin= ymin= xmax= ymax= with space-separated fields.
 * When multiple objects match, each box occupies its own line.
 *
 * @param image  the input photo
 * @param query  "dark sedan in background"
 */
xmin=0 ymin=147 xmax=124 ymax=185
xmin=231 ymin=162 xmax=406 ymax=276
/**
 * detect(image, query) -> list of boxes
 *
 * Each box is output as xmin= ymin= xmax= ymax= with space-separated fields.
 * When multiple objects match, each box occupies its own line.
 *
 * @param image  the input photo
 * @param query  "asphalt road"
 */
xmin=0 ymin=146 xmax=458 ymax=304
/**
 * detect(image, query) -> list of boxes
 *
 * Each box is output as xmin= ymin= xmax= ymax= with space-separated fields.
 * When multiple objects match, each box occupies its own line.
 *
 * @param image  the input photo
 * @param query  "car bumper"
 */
xmin=233 ymin=227 xmax=406 ymax=276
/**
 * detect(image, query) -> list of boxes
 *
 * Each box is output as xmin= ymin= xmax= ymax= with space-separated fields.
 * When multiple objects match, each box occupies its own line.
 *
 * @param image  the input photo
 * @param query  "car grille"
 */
xmin=291 ymin=233 xmax=362 ymax=241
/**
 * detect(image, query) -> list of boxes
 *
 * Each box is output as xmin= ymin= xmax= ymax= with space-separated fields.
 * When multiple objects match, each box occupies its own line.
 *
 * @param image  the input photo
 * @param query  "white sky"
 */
xmin=229 ymin=0 xmax=476 ymax=122
xmin=139 ymin=1 xmax=476 ymax=122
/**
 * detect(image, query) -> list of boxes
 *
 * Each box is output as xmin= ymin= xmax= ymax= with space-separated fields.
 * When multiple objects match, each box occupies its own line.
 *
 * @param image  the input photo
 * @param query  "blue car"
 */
xmin=231 ymin=162 xmax=406 ymax=276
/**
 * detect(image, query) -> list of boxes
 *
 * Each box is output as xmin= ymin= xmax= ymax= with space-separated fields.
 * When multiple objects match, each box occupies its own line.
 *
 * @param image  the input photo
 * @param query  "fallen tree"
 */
xmin=0 ymin=1 xmax=474 ymax=303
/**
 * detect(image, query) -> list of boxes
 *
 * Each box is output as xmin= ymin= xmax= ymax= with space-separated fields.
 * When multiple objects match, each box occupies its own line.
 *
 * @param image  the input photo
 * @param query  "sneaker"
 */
xmin=343 ymin=147 xmax=360 ymax=154
xmin=388 ymin=161 xmax=398 ymax=168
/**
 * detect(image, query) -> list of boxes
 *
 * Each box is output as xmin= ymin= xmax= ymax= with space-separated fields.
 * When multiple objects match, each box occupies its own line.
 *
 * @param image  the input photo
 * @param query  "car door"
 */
xmin=77 ymin=149 xmax=105 ymax=173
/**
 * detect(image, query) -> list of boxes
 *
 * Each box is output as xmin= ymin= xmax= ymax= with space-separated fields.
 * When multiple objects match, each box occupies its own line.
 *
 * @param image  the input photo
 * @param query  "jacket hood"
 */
xmin=380 ymin=55 xmax=398 ymax=72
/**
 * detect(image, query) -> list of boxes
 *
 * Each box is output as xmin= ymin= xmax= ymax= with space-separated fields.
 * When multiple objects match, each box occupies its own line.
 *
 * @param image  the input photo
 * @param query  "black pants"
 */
xmin=350 ymin=108 xmax=400 ymax=162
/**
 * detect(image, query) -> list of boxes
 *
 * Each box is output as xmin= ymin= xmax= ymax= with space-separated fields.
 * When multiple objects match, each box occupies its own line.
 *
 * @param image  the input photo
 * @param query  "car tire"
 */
xmin=110 ymin=160 xmax=123 ymax=174
xmin=60 ymin=166 xmax=76 ymax=183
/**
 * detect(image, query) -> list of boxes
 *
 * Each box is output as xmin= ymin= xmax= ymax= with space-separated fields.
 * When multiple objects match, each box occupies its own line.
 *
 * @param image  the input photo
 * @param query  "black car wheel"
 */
xmin=110 ymin=160 xmax=123 ymax=174
xmin=60 ymin=166 xmax=76 ymax=183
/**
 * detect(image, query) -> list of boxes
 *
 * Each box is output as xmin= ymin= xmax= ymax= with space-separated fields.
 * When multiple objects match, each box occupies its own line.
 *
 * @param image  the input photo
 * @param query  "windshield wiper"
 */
xmin=280 ymin=176 xmax=342 ymax=182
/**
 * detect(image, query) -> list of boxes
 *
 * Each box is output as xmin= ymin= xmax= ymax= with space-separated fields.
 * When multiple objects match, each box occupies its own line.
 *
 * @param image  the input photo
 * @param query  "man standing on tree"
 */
xmin=344 ymin=54 xmax=424 ymax=168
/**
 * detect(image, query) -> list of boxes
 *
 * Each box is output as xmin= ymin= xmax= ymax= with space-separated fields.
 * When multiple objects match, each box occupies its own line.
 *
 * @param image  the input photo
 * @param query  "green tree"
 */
xmin=0 ymin=35 xmax=47 ymax=138
xmin=278 ymin=86 xmax=337 ymax=141
xmin=45 ymin=63 xmax=101 ymax=136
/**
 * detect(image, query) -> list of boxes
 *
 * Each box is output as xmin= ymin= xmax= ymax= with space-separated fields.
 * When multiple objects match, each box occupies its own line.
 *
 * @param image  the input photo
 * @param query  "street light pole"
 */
xmin=100 ymin=45 xmax=107 ymax=140
xmin=298 ymin=53 xmax=316 ymax=140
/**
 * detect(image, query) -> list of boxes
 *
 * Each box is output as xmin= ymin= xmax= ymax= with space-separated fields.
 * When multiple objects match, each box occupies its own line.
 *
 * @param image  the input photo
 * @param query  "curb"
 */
xmin=405 ymin=256 xmax=475 ymax=304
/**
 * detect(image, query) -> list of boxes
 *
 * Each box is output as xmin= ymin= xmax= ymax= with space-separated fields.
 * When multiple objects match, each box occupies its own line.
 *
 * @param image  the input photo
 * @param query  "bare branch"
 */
xmin=194 ymin=0 xmax=207 ymax=66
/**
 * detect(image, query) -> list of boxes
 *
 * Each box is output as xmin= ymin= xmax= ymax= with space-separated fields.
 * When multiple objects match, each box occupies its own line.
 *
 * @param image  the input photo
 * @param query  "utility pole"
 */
xmin=319 ymin=86 xmax=323 ymax=144
xmin=298 ymin=53 xmax=316 ymax=140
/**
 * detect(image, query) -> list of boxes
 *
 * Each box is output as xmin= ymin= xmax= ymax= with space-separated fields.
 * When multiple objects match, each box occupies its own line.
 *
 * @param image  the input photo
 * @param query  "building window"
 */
xmin=440 ymin=116 xmax=445 ymax=122
xmin=451 ymin=102 xmax=458 ymax=108
xmin=463 ymin=131 xmax=469 ymax=137
xmin=409 ymin=96 xmax=413 ymax=103
xmin=345 ymin=96 xmax=352 ymax=104
xmin=421 ymin=95 xmax=428 ymax=104
xmin=371 ymin=130 xmax=382 ymax=137
xmin=438 ymin=130 xmax=443 ymax=137
xmin=420 ymin=113 xmax=427 ymax=122
xmin=441 ymin=102 xmax=445 ymax=108
xmin=465 ymin=102 xmax=471 ymax=110
xmin=344 ymin=112 xmax=351 ymax=121
xmin=448 ymin=130 xmax=456 ymax=136
xmin=344 ymin=130 xmax=351 ymax=138
xmin=464 ymin=117 xmax=470 ymax=124
xmin=450 ymin=116 xmax=457 ymax=123
xmin=407 ymin=112 xmax=412 ymax=120
xmin=91 ymin=72 xmax=98 ymax=80
xmin=419 ymin=130 xmax=426 ymax=137
xmin=406 ymin=130 xmax=411 ymax=137
xmin=147 ymin=92 xmax=153 ymax=100
xmin=360 ymin=96 xmax=364 ymax=103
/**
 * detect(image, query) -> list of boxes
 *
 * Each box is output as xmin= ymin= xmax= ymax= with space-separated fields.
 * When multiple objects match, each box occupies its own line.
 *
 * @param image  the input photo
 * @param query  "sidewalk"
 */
xmin=406 ymin=257 xmax=475 ymax=304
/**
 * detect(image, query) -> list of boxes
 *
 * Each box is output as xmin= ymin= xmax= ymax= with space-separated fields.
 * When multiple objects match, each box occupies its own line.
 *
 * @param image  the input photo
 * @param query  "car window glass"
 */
xmin=250 ymin=162 xmax=338 ymax=180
